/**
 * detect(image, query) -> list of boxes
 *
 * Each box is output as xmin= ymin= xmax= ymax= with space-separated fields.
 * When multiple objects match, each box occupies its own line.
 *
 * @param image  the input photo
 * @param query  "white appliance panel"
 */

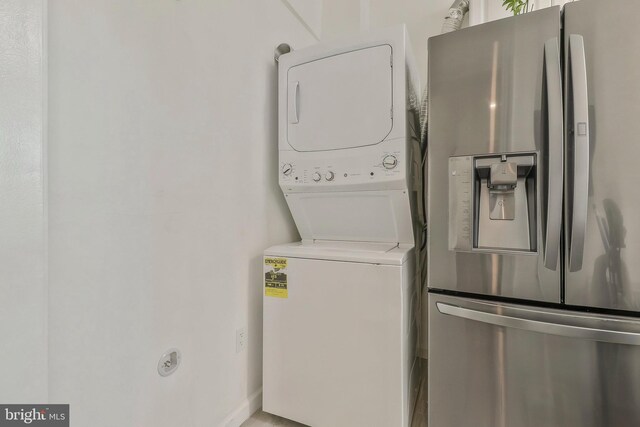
xmin=264 ymin=241 xmax=413 ymax=265
xmin=263 ymin=249 xmax=416 ymax=427
xmin=286 ymin=45 xmax=393 ymax=152
xmin=285 ymin=189 xmax=414 ymax=243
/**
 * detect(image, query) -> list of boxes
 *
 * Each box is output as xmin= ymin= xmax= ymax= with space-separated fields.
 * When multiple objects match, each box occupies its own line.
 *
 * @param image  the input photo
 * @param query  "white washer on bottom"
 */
xmin=262 ymin=241 xmax=418 ymax=427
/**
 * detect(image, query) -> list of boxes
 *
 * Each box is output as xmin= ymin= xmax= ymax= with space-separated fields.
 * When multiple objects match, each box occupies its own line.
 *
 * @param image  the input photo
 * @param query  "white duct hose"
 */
xmin=441 ymin=0 xmax=471 ymax=34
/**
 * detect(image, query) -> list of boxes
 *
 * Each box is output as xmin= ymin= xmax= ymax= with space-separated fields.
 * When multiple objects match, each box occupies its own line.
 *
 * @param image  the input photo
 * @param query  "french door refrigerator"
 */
xmin=427 ymin=1 xmax=640 ymax=426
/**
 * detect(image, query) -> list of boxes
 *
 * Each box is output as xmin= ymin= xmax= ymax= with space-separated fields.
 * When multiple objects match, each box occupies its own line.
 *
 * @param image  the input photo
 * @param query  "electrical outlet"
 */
xmin=236 ymin=327 xmax=247 ymax=353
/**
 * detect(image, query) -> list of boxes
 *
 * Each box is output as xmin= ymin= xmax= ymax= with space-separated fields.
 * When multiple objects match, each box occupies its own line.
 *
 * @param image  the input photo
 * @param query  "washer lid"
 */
xmin=264 ymin=241 xmax=413 ymax=265
xmin=286 ymin=44 xmax=393 ymax=152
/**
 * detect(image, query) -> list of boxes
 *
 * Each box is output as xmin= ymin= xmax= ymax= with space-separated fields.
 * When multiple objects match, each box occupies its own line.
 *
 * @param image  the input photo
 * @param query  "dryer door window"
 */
xmin=286 ymin=44 xmax=393 ymax=152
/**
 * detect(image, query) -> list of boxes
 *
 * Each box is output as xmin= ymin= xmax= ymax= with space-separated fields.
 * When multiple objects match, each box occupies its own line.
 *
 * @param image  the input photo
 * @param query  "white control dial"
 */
xmin=382 ymin=155 xmax=398 ymax=170
xmin=325 ymin=171 xmax=335 ymax=181
xmin=312 ymin=172 xmax=322 ymax=182
xmin=281 ymin=163 xmax=293 ymax=176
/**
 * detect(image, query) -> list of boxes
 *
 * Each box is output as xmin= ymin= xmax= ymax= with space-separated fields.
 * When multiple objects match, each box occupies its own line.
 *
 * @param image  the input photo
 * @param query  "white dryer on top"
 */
xmin=277 ymin=25 xmax=421 ymax=245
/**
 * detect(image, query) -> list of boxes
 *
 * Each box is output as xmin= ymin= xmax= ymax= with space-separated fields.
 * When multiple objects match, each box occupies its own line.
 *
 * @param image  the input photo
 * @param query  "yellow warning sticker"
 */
xmin=264 ymin=257 xmax=288 ymax=298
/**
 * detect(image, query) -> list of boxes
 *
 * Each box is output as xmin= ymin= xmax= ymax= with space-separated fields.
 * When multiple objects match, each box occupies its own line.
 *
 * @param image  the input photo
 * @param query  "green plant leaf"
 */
xmin=501 ymin=0 xmax=530 ymax=15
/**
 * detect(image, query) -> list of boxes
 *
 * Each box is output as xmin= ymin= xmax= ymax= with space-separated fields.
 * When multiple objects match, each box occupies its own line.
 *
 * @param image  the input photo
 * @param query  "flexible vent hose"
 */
xmin=442 ymin=0 xmax=471 ymax=34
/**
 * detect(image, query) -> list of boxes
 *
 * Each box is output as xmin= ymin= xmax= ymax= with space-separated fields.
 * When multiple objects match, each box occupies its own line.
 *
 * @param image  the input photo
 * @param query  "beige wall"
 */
xmin=471 ymin=0 xmax=577 ymax=25
xmin=321 ymin=0 xmax=455 ymax=83
xmin=47 ymin=1 xmax=313 ymax=426
xmin=318 ymin=0 xmax=577 ymax=82
xmin=0 ymin=0 xmax=47 ymax=403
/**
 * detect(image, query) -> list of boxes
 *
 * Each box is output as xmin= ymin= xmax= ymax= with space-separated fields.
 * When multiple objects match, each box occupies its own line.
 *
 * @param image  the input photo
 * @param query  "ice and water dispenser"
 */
xmin=449 ymin=153 xmax=537 ymax=253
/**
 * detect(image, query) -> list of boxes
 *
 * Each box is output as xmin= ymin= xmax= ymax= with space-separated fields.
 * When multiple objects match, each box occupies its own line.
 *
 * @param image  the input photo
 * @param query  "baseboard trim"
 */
xmin=221 ymin=388 xmax=263 ymax=427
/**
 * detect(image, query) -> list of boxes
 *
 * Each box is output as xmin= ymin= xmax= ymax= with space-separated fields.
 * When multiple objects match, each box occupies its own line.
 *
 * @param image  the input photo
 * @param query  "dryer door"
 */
xmin=286 ymin=44 xmax=393 ymax=152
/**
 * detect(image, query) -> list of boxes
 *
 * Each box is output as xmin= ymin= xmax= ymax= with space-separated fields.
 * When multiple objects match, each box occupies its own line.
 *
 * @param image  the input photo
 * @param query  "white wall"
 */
xmin=0 ymin=0 xmax=47 ymax=403
xmin=284 ymin=0 xmax=323 ymax=39
xmin=470 ymin=0 xmax=576 ymax=25
xmin=47 ymin=1 xmax=313 ymax=426
xmin=322 ymin=0 xmax=455 ymax=83
xmin=320 ymin=0 xmax=576 ymax=83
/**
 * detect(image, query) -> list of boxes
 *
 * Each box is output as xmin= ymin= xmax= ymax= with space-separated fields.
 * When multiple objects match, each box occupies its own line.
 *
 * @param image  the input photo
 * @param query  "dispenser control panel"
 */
xmin=448 ymin=156 xmax=474 ymax=251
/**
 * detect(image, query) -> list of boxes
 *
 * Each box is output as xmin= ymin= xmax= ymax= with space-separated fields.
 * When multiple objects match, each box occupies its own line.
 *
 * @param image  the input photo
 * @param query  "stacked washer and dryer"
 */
xmin=263 ymin=26 xmax=423 ymax=427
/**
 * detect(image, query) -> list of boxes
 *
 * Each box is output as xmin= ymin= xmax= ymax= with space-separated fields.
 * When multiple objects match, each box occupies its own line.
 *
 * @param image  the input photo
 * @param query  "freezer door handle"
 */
xmin=568 ymin=34 xmax=590 ymax=272
xmin=436 ymin=302 xmax=640 ymax=345
xmin=543 ymin=38 xmax=563 ymax=271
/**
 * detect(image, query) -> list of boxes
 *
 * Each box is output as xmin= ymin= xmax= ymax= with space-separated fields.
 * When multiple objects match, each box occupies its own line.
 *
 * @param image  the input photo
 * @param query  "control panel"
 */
xmin=279 ymin=150 xmax=403 ymax=190
xmin=448 ymin=156 xmax=473 ymax=251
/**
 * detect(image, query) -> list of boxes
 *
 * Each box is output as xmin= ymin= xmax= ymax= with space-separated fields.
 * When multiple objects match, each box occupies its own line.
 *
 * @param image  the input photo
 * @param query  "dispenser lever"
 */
xmin=488 ymin=162 xmax=517 ymax=220
xmin=488 ymin=162 xmax=517 ymax=190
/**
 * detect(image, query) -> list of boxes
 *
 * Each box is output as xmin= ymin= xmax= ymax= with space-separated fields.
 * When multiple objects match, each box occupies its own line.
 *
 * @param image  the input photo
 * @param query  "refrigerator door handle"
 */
xmin=543 ymin=38 xmax=563 ymax=271
xmin=436 ymin=302 xmax=640 ymax=346
xmin=568 ymin=34 xmax=590 ymax=272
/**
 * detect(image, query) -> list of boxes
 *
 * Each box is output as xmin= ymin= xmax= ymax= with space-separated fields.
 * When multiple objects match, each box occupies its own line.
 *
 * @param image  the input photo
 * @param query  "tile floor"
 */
xmin=242 ymin=368 xmax=428 ymax=427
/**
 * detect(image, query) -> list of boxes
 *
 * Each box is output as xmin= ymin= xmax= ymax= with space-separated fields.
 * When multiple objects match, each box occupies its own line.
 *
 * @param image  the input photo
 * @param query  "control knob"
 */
xmin=312 ymin=172 xmax=322 ymax=182
xmin=382 ymin=155 xmax=398 ymax=170
xmin=325 ymin=171 xmax=335 ymax=181
xmin=281 ymin=163 xmax=293 ymax=176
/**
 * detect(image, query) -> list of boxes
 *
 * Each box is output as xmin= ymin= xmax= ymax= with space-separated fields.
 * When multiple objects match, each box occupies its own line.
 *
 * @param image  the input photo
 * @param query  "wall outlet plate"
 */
xmin=158 ymin=348 xmax=181 ymax=377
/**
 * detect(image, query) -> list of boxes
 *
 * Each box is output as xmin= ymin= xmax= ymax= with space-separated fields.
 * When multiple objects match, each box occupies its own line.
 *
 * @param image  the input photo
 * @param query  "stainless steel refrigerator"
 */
xmin=427 ymin=1 xmax=640 ymax=425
